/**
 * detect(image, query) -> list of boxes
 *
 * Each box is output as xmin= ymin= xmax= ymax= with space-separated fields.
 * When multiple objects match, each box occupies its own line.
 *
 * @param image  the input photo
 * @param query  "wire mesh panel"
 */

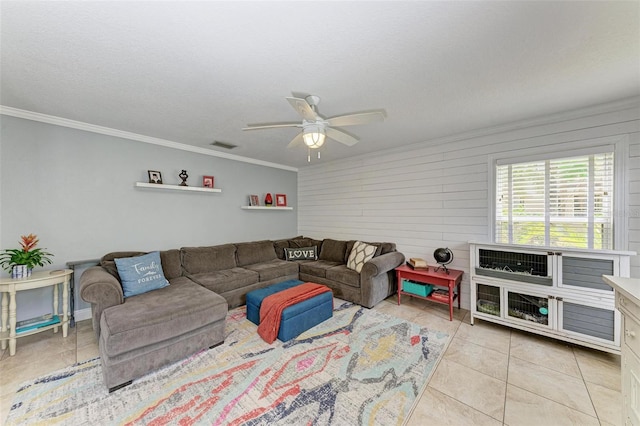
xmin=507 ymin=291 xmax=549 ymax=325
xmin=477 ymin=249 xmax=552 ymax=285
xmin=476 ymin=284 xmax=501 ymax=317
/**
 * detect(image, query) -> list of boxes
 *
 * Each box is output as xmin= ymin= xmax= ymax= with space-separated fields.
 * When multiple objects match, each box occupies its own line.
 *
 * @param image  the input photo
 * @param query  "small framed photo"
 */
xmin=276 ymin=193 xmax=287 ymax=207
xmin=249 ymin=194 xmax=260 ymax=206
xmin=203 ymin=176 xmax=214 ymax=188
xmin=148 ymin=170 xmax=163 ymax=184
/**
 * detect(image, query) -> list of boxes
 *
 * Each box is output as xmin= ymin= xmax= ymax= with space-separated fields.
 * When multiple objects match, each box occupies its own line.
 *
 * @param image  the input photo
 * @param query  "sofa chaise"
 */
xmin=80 ymin=236 xmax=404 ymax=391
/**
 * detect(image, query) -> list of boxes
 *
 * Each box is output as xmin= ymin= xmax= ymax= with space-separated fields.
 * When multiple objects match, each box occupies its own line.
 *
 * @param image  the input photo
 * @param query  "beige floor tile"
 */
xmin=429 ymin=358 xmax=506 ymax=421
xmin=76 ymin=327 xmax=98 ymax=349
xmin=444 ymin=336 xmax=508 ymax=380
xmin=0 ymin=332 xmax=76 ymax=369
xmin=573 ymin=345 xmax=621 ymax=365
xmin=407 ymin=386 xmax=502 ymax=426
xmin=454 ymin=319 xmax=511 ymax=354
xmin=509 ymin=330 xmax=581 ymax=378
xmin=461 ymin=310 xmax=471 ymax=324
xmin=409 ymin=297 xmax=468 ymax=321
xmin=77 ymin=342 xmax=99 ymax=362
xmin=585 ymin=381 xmax=623 ymax=426
xmin=508 ymin=355 xmax=596 ymax=416
xmin=575 ymin=351 xmax=622 ymax=392
xmin=504 ymin=384 xmax=600 ymax=426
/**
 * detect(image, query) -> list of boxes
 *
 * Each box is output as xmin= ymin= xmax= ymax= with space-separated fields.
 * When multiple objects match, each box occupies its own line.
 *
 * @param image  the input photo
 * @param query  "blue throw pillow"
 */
xmin=114 ymin=251 xmax=169 ymax=298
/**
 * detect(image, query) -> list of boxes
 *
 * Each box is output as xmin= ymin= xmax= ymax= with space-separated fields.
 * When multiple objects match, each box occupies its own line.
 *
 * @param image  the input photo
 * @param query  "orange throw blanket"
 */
xmin=257 ymin=282 xmax=332 ymax=344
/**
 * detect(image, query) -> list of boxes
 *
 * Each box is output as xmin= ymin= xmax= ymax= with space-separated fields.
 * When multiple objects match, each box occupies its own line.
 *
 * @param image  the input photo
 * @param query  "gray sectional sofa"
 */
xmin=80 ymin=236 xmax=404 ymax=391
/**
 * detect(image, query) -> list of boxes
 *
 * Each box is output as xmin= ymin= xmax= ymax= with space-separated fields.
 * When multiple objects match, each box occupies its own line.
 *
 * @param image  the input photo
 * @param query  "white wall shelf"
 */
xmin=135 ymin=182 xmax=222 ymax=193
xmin=241 ymin=206 xmax=293 ymax=211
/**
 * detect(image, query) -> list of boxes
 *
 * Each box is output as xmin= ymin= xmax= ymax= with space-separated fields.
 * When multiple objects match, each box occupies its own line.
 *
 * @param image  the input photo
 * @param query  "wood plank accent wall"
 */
xmin=298 ymin=99 xmax=640 ymax=310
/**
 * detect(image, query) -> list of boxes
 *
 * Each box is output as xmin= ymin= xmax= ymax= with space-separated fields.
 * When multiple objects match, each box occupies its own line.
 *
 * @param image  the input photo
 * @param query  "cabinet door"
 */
xmin=623 ymin=344 xmax=640 ymax=425
xmin=557 ymin=252 xmax=617 ymax=293
xmin=475 ymin=283 xmax=501 ymax=318
xmin=475 ymin=247 xmax=553 ymax=286
xmin=557 ymin=298 xmax=619 ymax=346
xmin=506 ymin=289 xmax=552 ymax=329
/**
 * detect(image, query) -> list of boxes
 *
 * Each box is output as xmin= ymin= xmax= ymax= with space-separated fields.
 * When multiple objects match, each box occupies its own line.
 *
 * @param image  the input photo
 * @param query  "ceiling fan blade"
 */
xmin=287 ymin=132 xmax=304 ymax=148
xmin=242 ymin=123 xmax=300 ymax=131
xmin=326 ymin=127 xmax=359 ymax=146
xmin=326 ymin=111 xmax=384 ymax=127
xmin=286 ymin=97 xmax=318 ymax=122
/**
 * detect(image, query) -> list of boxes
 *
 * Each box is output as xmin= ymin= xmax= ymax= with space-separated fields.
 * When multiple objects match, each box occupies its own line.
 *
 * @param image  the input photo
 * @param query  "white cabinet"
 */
xmin=604 ymin=276 xmax=640 ymax=425
xmin=470 ymin=242 xmax=635 ymax=354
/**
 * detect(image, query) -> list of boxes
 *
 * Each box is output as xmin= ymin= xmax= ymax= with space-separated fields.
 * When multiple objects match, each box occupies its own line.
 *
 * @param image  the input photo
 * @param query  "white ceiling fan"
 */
xmin=243 ymin=94 xmax=385 ymax=161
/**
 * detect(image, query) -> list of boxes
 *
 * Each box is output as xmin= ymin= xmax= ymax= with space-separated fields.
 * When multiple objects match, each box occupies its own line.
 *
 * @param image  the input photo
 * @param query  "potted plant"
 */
xmin=0 ymin=234 xmax=54 ymax=278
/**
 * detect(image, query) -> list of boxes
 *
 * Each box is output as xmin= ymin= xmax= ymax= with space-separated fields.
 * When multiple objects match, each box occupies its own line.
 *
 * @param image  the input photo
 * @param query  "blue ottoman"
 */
xmin=246 ymin=279 xmax=333 ymax=342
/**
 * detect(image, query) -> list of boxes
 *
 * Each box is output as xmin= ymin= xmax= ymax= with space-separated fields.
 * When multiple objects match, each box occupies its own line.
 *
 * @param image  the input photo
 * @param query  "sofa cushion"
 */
xmin=284 ymin=246 xmax=318 ymax=261
xmin=187 ymin=267 xmax=259 ymax=294
xmin=273 ymin=239 xmax=290 ymax=260
xmin=243 ymin=259 xmax=299 ymax=281
xmin=114 ymin=251 xmax=170 ymax=298
xmin=101 ymin=251 xmax=146 ymax=279
xmin=181 ymin=244 xmax=237 ymax=274
xmin=374 ymin=242 xmax=396 ymax=255
xmin=101 ymin=250 xmax=182 ymax=281
xmin=100 ymin=278 xmax=227 ymax=357
xmin=326 ymin=265 xmax=361 ymax=288
xmin=319 ymin=239 xmax=347 ymax=263
xmin=299 ymin=260 xmax=341 ymax=278
xmin=159 ymin=249 xmax=182 ymax=280
xmin=346 ymin=241 xmax=377 ymax=273
xmin=235 ymin=240 xmax=277 ymax=267
xmin=290 ymin=237 xmax=323 ymax=251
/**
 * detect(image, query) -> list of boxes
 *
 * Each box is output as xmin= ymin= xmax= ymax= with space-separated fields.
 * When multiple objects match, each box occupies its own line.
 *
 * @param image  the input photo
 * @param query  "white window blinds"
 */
xmin=495 ymin=151 xmax=614 ymax=249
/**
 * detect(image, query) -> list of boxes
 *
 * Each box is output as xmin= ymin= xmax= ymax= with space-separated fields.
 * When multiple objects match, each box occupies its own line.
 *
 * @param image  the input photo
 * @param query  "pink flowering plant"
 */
xmin=0 ymin=234 xmax=53 ymax=272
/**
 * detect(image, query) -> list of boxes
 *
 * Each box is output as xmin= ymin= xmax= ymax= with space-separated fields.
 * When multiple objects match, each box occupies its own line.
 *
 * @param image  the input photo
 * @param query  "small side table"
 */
xmin=0 ymin=269 xmax=73 ymax=356
xmin=395 ymin=265 xmax=463 ymax=321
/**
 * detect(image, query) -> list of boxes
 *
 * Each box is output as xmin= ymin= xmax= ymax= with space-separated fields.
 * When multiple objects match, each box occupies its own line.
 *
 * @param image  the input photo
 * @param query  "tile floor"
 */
xmin=0 ymin=296 xmax=623 ymax=425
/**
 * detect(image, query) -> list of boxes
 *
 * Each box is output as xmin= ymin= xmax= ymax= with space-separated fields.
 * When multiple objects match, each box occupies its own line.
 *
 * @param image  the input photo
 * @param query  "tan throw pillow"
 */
xmin=347 ymin=241 xmax=377 ymax=272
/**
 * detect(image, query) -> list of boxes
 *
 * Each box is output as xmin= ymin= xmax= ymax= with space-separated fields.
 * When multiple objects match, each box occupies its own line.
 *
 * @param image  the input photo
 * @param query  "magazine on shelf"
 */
xmin=15 ymin=314 xmax=60 ymax=334
xmin=429 ymin=289 xmax=450 ymax=301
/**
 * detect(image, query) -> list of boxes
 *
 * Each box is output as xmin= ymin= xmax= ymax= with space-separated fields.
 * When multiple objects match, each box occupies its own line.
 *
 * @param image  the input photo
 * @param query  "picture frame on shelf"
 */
xmin=203 ymin=176 xmax=214 ymax=188
xmin=148 ymin=170 xmax=163 ymax=184
xmin=276 ymin=194 xmax=287 ymax=207
xmin=249 ymin=194 xmax=260 ymax=206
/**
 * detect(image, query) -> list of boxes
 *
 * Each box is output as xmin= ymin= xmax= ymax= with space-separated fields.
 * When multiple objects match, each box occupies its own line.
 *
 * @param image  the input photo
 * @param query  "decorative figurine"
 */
xmin=179 ymin=170 xmax=188 ymax=186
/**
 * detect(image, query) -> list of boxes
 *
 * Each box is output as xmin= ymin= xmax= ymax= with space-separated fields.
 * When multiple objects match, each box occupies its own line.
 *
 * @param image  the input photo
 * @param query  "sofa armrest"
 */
xmin=359 ymin=251 xmax=406 ymax=308
xmin=361 ymin=251 xmax=405 ymax=279
xmin=80 ymin=266 xmax=124 ymax=337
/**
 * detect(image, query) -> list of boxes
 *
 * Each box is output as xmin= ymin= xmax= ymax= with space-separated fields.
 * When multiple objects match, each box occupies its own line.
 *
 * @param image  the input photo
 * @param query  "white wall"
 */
xmin=1 ymin=115 xmax=298 ymax=319
xmin=298 ymin=98 xmax=640 ymax=310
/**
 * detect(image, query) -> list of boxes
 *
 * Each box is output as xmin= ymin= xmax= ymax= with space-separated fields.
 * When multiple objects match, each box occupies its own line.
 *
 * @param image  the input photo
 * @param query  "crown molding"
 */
xmin=0 ymin=106 xmax=298 ymax=172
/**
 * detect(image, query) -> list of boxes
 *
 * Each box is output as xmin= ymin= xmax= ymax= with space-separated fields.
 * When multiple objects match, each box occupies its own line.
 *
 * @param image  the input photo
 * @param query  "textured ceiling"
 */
xmin=1 ymin=1 xmax=639 ymax=168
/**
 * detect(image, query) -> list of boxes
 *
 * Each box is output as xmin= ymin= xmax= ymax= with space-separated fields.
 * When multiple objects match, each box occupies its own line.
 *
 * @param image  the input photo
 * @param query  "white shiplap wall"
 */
xmin=298 ymin=98 xmax=640 ymax=310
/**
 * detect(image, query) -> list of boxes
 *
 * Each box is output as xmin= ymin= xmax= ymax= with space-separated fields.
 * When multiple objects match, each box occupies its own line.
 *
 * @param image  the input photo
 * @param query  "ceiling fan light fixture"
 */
xmin=302 ymin=126 xmax=325 ymax=148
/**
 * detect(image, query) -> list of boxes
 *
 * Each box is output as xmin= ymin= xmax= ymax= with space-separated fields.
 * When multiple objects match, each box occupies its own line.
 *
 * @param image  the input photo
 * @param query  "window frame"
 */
xmin=488 ymin=135 xmax=628 ymax=251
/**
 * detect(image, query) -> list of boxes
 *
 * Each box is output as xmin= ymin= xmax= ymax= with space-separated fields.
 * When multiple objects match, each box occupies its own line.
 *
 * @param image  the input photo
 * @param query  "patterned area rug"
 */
xmin=6 ymin=301 xmax=450 ymax=425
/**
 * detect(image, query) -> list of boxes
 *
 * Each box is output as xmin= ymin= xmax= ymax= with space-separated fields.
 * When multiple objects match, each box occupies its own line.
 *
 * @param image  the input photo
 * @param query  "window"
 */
xmin=495 ymin=150 xmax=614 ymax=250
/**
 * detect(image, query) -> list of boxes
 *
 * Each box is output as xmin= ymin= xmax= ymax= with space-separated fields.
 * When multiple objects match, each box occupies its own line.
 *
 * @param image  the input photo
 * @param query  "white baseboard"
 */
xmin=74 ymin=308 xmax=92 ymax=323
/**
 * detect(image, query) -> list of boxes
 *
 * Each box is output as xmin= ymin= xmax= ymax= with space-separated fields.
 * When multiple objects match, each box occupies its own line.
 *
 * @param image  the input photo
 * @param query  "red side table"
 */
xmin=395 ymin=265 xmax=463 ymax=321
